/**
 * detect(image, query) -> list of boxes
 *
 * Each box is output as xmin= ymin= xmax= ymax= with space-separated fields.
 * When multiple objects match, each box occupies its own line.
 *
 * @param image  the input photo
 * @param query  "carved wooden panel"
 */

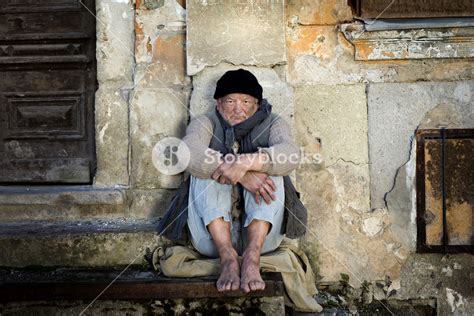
xmin=0 ymin=0 xmax=96 ymax=183
xmin=5 ymin=94 xmax=85 ymax=139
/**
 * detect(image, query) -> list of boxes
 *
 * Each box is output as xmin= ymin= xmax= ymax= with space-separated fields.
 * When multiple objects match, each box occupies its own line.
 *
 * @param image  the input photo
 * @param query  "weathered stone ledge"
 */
xmin=340 ymin=23 xmax=474 ymax=61
xmin=0 ymin=186 xmax=128 ymax=221
xmin=0 ymin=219 xmax=158 ymax=237
xmin=0 ymin=185 xmax=125 ymax=205
xmin=0 ymin=225 xmax=160 ymax=267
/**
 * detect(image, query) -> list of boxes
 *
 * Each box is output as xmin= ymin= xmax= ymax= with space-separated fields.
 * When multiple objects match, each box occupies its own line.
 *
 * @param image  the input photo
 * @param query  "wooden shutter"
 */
xmin=352 ymin=0 xmax=474 ymax=19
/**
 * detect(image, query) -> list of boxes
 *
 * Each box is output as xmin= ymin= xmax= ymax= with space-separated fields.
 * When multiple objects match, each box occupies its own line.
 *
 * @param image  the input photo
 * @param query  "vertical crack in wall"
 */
xmin=186 ymin=75 xmax=194 ymax=125
xmin=383 ymin=123 xmax=421 ymax=209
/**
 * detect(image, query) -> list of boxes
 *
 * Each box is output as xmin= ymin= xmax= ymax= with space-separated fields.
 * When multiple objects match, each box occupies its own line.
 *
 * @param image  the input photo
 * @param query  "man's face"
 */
xmin=216 ymin=93 xmax=259 ymax=126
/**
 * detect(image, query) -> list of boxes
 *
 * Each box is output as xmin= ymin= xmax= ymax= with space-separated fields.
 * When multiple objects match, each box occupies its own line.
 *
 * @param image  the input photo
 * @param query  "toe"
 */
xmin=241 ymin=283 xmax=250 ymax=293
xmin=249 ymin=280 xmax=265 ymax=291
xmin=231 ymin=280 xmax=240 ymax=291
xmin=249 ymin=281 xmax=259 ymax=291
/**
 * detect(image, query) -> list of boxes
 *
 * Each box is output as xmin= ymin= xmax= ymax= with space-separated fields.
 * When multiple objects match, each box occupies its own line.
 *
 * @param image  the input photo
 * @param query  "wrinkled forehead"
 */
xmin=220 ymin=93 xmax=257 ymax=102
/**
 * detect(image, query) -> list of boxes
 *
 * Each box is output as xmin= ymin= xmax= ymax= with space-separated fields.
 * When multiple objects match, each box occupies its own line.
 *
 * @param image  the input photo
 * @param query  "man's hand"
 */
xmin=239 ymin=171 xmax=276 ymax=205
xmin=211 ymin=155 xmax=249 ymax=185
xmin=211 ymin=152 xmax=270 ymax=185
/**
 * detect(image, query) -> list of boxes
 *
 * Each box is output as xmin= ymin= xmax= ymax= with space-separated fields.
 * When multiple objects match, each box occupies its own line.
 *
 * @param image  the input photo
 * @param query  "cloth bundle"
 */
xmin=151 ymin=238 xmax=323 ymax=312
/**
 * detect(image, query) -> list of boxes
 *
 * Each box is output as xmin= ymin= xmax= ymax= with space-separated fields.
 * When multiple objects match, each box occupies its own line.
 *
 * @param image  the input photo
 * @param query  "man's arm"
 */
xmin=212 ymin=116 xmax=299 ymax=204
xmin=257 ymin=115 xmax=300 ymax=176
xmin=182 ymin=115 xmax=223 ymax=179
xmin=213 ymin=115 xmax=300 ymax=183
xmin=211 ymin=152 xmax=269 ymax=184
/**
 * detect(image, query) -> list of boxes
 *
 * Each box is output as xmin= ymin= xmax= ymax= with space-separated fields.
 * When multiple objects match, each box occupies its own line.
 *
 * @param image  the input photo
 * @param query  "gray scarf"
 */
xmin=215 ymin=99 xmax=272 ymax=155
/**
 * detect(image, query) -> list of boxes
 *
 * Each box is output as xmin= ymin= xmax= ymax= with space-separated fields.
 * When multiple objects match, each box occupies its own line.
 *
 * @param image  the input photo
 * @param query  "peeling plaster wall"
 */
xmin=284 ymin=0 xmax=473 ymax=314
xmin=0 ymin=1 xmax=472 ymax=313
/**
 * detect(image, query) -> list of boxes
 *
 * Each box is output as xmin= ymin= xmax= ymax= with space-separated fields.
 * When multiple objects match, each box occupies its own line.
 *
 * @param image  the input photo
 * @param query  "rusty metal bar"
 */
xmin=441 ymin=128 xmax=448 ymax=250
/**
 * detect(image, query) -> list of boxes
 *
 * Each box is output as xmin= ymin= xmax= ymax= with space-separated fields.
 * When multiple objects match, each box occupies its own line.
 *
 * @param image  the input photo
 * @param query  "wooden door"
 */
xmin=0 ymin=0 xmax=97 ymax=183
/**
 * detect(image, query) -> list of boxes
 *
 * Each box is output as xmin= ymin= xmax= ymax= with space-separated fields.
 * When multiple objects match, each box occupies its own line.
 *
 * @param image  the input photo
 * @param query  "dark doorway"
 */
xmin=0 ymin=0 xmax=97 ymax=183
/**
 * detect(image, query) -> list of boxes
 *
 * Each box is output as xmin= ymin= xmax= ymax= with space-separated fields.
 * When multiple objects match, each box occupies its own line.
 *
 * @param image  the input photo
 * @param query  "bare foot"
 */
xmin=216 ymin=253 xmax=240 ymax=292
xmin=240 ymin=248 xmax=265 ymax=293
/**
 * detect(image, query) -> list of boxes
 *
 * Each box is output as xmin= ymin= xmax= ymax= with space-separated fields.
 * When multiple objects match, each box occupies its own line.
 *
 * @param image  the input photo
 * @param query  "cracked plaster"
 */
xmin=368 ymin=81 xmax=474 ymax=210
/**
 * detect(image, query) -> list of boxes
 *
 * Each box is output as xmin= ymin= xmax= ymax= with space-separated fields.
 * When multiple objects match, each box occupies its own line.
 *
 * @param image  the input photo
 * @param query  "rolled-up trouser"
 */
xmin=187 ymin=175 xmax=285 ymax=258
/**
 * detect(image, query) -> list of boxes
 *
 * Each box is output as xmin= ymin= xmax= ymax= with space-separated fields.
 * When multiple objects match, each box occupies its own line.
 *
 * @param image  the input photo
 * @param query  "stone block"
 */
xmin=0 ymin=231 xmax=158 ymax=267
xmin=186 ymin=0 xmax=286 ymax=75
xmin=190 ymin=63 xmax=293 ymax=126
xmin=287 ymin=25 xmax=381 ymax=85
xmin=0 ymin=186 xmax=126 ymax=221
xmin=134 ymin=31 xmax=188 ymax=88
xmin=287 ymin=26 xmax=338 ymax=59
xmin=286 ymin=0 xmax=353 ymax=25
xmin=128 ymin=189 xmax=175 ymax=219
xmin=399 ymin=253 xmax=474 ymax=316
xmin=294 ymin=84 xmax=368 ymax=166
xmin=94 ymin=82 xmax=130 ymax=187
xmin=96 ymin=0 xmax=135 ymax=83
xmin=135 ymin=0 xmax=186 ymax=66
xmin=296 ymin=163 xmax=403 ymax=284
xmin=287 ymin=25 xmax=360 ymax=85
xmin=329 ymin=162 xmax=370 ymax=214
xmin=130 ymin=88 xmax=188 ymax=189
xmin=368 ymin=81 xmax=474 ymax=209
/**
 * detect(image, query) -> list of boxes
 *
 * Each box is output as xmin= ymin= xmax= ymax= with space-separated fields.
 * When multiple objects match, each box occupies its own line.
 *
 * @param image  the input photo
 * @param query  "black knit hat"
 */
xmin=213 ymin=69 xmax=263 ymax=102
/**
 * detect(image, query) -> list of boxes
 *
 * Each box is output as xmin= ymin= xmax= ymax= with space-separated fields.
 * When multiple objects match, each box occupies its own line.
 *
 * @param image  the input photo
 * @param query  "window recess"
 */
xmin=416 ymin=129 xmax=473 ymax=254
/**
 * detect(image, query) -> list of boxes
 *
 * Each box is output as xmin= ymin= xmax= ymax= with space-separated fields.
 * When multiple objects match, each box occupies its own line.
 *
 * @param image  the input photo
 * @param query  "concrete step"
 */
xmin=0 ymin=185 xmax=174 ymax=221
xmin=0 ymin=185 xmax=127 ymax=221
xmin=0 ymin=219 xmax=160 ymax=268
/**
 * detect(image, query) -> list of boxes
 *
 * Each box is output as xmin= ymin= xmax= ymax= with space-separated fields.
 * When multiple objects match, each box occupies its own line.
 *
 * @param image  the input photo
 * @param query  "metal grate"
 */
xmin=416 ymin=128 xmax=474 ymax=253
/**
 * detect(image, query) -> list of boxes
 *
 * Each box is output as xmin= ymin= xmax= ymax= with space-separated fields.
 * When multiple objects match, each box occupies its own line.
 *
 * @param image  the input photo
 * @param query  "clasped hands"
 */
xmin=211 ymin=153 xmax=276 ymax=205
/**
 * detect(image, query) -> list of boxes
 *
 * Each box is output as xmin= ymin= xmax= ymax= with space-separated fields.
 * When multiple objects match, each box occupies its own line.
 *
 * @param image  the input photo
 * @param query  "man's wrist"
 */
xmin=237 ymin=152 xmax=268 ymax=172
xmin=233 ymin=155 xmax=250 ymax=172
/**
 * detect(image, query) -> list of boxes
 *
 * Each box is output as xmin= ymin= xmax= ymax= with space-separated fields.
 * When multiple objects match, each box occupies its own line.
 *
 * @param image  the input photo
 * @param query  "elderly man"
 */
xmin=182 ymin=69 xmax=300 ymax=293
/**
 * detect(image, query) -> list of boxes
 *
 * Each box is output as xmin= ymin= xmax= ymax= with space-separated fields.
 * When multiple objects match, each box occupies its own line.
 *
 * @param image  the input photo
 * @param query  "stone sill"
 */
xmin=340 ymin=23 xmax=474 ymax=61
xmin=0 ymin=185 xmax=125 ymax=205
xmin=0 ymin=186 xmax=128 ymax=221
xmin=0 ymin=224 xmax=159 ymax=267
xmin=0 ymin=219 xmax=158 ymax=237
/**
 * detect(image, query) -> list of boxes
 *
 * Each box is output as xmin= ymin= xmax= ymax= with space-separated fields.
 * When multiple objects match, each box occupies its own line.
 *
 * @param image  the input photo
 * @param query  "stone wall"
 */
xmin=284 ymin=1 xmax=473 ymax=314
xmin=0 ymin=0 xmax=472 ymax=314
